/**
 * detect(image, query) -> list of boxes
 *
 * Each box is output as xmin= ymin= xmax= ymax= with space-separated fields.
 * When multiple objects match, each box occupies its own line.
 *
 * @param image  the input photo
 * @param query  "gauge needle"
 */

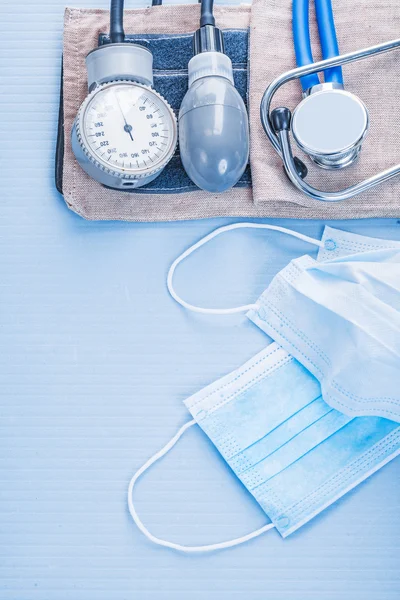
xmin=114 ymin=92 xmax=134 ymax=142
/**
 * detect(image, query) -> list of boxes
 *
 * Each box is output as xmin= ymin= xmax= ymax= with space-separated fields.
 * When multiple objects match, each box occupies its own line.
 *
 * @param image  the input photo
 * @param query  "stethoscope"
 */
xmin=71 ymin=0 xmax=249 ymax=193
xmin=260 ymin=0 xmax=400 ymax=202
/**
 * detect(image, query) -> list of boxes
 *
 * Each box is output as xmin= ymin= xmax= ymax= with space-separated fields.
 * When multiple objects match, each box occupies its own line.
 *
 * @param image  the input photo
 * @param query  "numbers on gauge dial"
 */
xmin=83 ymin=84 xmax=175 ymax=173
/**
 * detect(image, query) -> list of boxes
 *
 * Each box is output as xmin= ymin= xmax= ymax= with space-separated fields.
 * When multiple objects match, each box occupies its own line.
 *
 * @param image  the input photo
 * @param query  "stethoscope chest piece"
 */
xmin=292 ymin=84 xmax=369 ymax=169
xmin=260 ymin=0 xmax=400 ymax=202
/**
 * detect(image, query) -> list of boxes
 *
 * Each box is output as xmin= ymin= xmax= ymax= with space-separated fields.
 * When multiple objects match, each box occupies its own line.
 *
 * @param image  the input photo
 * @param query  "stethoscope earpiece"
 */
xmin=271 ymin=108 xmax=308 ymax=180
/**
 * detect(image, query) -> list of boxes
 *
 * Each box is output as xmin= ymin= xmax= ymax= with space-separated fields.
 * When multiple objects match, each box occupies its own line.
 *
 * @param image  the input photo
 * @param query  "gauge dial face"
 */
xmin=81 ymin=82 xmax=176 ymax=177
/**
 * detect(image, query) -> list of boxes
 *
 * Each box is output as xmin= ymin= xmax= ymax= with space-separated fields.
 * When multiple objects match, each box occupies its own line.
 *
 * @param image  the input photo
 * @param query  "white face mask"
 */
xmin=249 ymin=226 xmax=400 ymax=422
xmin=168 ymin=223 xmax=400 ymax=422
xmin=127 ymin=223 xmax=400 ymax=553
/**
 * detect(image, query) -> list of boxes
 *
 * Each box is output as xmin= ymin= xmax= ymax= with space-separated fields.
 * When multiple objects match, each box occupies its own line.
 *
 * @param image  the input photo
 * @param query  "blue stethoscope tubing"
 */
xmin=293 ymin=0 xmax=344 ymax=91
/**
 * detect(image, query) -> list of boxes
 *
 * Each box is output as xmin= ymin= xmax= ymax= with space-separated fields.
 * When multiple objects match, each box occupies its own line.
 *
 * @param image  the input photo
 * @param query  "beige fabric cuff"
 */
xmin=61 ymin=2 xmax=400 ymax=221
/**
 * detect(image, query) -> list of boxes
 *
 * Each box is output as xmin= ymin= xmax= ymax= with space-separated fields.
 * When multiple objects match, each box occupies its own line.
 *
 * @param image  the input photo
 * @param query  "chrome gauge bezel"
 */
xmin=75 ymin=80 xmax=178 ymax=181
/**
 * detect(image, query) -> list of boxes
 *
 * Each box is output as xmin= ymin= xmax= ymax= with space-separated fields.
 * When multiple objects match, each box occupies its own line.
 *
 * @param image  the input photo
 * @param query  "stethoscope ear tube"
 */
xmin=293 ymin=0 xmax=320 ymax=91
xmin=314 ymin=0 xmax=343 ymax=86
xmin=260 ymin=38 xmax=400 ymax=202
xmin=293 ymin=0 xmax=343 ymax=92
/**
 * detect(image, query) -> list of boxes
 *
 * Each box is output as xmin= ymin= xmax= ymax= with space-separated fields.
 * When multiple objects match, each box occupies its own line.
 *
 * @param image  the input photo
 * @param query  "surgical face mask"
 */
xmin=128 ymin=223 xmax=400 ymax=552
xmin=248 ymin=226 xmax=400 ymax=422
xmin=169 ymin=223 xmax=400 ymax=421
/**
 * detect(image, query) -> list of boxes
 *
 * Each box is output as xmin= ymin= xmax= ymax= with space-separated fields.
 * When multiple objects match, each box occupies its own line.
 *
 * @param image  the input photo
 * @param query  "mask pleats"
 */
xmin=229 ymin=395 xmax=329 ymax=473
xmin=257 ymin=416 xmax=399 ymax=521
xmin=239 ymin=409 xmax=353 ymax=490
xmin=202 ymin=358 xmax=321 ymax=457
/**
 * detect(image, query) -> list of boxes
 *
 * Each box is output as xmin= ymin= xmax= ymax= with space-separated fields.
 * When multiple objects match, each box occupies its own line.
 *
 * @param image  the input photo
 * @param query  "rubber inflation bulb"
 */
xmin=179 ymin=52 xmax=249 ymax=193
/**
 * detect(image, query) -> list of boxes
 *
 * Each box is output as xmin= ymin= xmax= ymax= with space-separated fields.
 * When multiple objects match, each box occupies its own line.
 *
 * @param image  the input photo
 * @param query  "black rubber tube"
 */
xmin=110 ymin=0 xmax=125 ymax=44
xmin=200 ymin=0 xmax=215 ymax=27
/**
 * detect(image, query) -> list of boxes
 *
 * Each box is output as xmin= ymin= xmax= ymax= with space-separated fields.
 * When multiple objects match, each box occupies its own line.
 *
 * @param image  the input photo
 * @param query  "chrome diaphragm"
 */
xmin=291 ymin=83 xmax=369 ymax=170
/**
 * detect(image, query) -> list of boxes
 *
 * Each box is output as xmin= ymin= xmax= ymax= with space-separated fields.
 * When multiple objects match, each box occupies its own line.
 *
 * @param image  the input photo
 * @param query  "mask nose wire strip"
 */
xmin=128 ymin=419 xmax=275 ymax=552
xmin=167 ymin=222 xmax=324 ymax=315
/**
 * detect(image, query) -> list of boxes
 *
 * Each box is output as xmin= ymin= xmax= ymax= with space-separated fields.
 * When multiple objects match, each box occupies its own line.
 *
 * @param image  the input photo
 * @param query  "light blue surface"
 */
xmin=0 ymin=1 xmax=399 ymax=598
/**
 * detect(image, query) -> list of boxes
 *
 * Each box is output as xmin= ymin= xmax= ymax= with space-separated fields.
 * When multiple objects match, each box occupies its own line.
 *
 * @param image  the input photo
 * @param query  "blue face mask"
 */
xmin=185 ymin=343 xmax=400 ymax=539
xmin=128 ymin=224 xmax=400 ymax=553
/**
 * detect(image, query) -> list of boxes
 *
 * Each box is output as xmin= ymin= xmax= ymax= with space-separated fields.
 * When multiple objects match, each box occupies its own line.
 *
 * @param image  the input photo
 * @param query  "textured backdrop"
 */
xmin=0 ymin=1 xmax=399 ymax=599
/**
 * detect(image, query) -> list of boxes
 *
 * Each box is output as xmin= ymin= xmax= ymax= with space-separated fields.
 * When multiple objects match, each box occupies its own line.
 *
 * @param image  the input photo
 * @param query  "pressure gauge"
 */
xmin=71 ymin=43 xmax=177 ymax=190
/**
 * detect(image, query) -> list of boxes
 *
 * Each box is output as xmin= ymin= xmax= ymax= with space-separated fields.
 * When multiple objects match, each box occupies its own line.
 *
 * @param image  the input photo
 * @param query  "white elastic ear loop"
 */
xmin=167 ymin=222 xmax=324 ymax=315
xmin=128 ymin=419 xmax=275 ymax=552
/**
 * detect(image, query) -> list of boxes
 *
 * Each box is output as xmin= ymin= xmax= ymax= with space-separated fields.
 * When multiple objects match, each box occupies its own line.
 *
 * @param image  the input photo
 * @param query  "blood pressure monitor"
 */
xmin=71 ymin=0 xmax=249 ymax=194
xmin=71 ymin=43 xmax=177 ymax=190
